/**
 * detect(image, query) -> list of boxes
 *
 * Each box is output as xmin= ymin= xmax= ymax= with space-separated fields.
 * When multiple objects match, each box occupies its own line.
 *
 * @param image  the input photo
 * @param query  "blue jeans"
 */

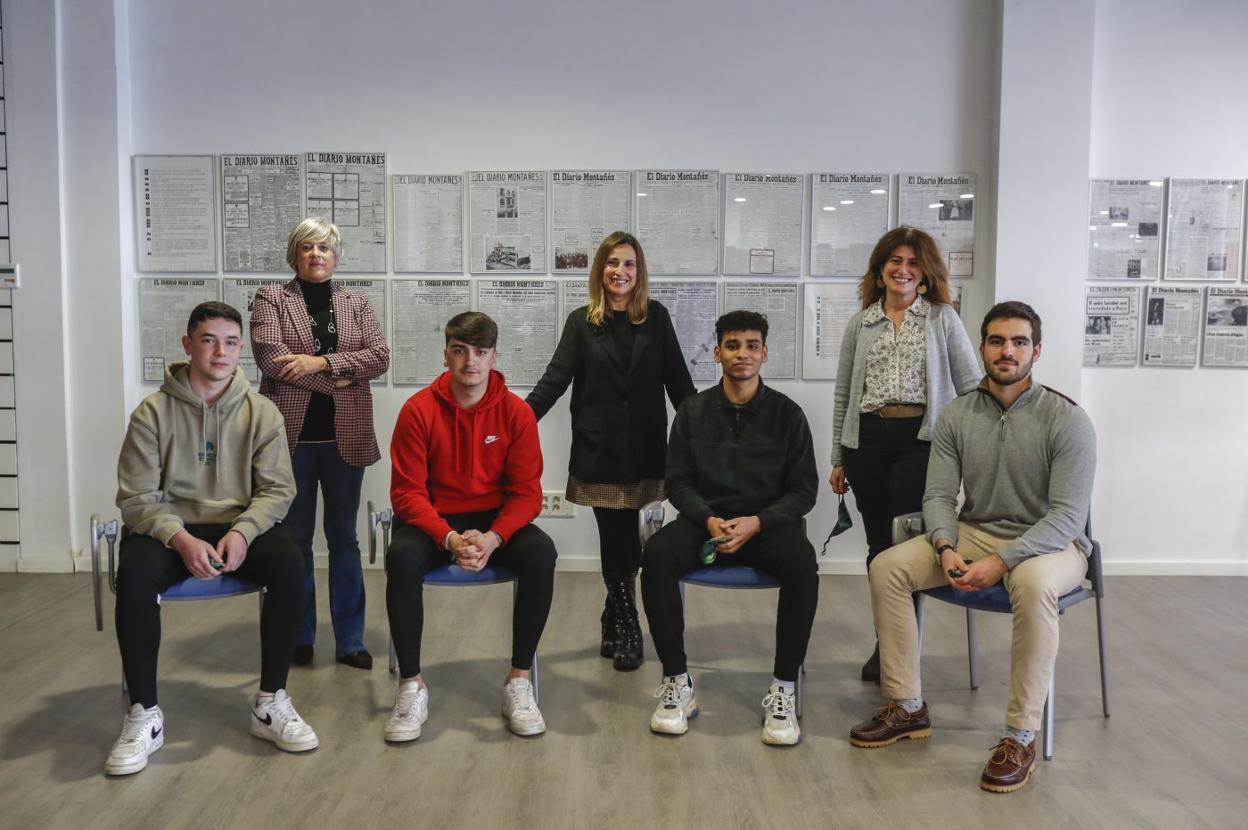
xmin=288 ymin=442 xmax=367 ymax=656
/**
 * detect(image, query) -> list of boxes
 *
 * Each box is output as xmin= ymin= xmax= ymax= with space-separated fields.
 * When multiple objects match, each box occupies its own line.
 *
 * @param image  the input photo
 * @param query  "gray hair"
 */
xmin=285 ymin=217 xmax=343 ymax=270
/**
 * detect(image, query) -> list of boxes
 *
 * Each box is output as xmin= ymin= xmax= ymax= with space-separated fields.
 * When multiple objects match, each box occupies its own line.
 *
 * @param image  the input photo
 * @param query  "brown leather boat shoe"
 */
xmin=849 ymin=701 xmax=932 ymax=748
xmin=980 ymin=737 xmax=1036 ymax=793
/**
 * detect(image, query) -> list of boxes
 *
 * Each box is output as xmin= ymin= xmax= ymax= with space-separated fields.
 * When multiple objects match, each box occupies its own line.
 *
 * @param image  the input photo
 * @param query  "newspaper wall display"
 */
xmin=476 ymin=280 xmax=558 ymax=385
xmin=1087 ymin=179 xmax=1164 ymax=280
xmin=722 ymin=282 xmax=799 ymax=379
xmin=897 ymin=173 xmax=976 ymax=276
xmin=636 ymin=170 xmax=720 ymax=275
xmin=133 ymin=155 xmax=217 ymax=273
xmin=391 ymin=279 xmax=472 ymax=384
xmin=221 ymin=154 xmax=304 ymax=273
xmin=138 ymin=278 xmax=220 ymax=383
xmin=305 ymin=153 xmax=386 ymax=273
xmin=392 ymin=174 xmax=464 ymax=273
xmin=1083 ymin=286 xmax=1141 ymax=367
xmin=801 ymin=282 xmax=859 ymax=380
xmin=651 ymin=281 xmax=719 ymax=381
xmin=336 ymin=279 xmax=389 ymax=384
xmin=809 ymin=173 xmax=891 ymax=277
xmin=1202 ymin=287 xmax=1248 ymax=368
xmin=561 ymin=280 xmax=590 ymax=317
xmin=222 ymin=278 xmax=287 ymax=381
xmin=722 ymin=173 xmax=803 ymax=277
xmin=1142 ymin=285 xmax=1200 ymax=367
xmin=550 ymin=171 xmax=631 ymax=272
xmin=1164 ymin=178 xmax=1243 ymax=281
xmin=469 ymin=171 xmax=547 ymax=273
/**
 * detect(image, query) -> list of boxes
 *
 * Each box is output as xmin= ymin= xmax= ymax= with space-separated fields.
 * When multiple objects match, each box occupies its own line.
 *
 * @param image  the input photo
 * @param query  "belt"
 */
xmin=872 ymin=404 xmax=926 ymax=418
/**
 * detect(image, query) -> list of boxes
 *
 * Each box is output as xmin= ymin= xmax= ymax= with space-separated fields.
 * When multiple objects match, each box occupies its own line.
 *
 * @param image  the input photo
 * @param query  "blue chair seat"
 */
xmin=921 ymin=583 xmax=1093 ymax=614
xmin=683 ymin=565 xmax=781 ymax=589
xmin=159 ymin=574 xmax=263 ymax=602
xmin=424 ymin=564 xmax=517 ymax=586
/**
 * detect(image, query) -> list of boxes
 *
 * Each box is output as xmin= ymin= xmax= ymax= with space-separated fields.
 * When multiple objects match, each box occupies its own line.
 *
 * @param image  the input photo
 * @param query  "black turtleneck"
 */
xmin=298 ymin=279 xmax=337 ymax=441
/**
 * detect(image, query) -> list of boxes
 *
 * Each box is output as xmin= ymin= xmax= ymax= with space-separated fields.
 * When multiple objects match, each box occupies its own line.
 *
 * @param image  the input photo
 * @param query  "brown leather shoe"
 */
xmin=849 ymin=701 xmax=931 ymax=747
xmin=980 ymin=737 xmax=1036 ymax=793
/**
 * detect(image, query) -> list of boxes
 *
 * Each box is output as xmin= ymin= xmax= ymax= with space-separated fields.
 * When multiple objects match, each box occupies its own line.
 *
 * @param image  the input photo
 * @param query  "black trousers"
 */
xmin=592 ymin=507 xmax=641 ymax=579
xmin=640 ymin=516 xmax=818 ymax=682
xmin=841 ymin=414 xmax=930 ymax=564
xmin=114 ymin=523 xmax=302 ymax=709
xmin=385 ymin=511 xmax=557 ymax=678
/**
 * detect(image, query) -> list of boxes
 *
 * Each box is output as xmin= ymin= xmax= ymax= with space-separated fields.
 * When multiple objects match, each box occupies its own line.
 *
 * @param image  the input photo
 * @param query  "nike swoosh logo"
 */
xmin=252 ymin=711 xmax=272 ymax=726
xmin=484 ymin=435 xmax=499 ymax=444
xmin=151 ymin=726 xmax=162 ymax=739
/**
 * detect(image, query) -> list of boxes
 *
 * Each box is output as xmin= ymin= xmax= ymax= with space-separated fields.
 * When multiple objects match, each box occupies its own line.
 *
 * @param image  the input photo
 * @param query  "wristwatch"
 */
xmin=935 ymin=543 xmax=956 ymax=555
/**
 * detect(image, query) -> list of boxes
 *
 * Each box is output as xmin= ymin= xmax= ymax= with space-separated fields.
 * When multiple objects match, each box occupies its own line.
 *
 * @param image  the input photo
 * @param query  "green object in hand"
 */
xmin=832 ymin=496 xmax=853 ymax=536
xmin=701 ymin=536 xmax=729 ymax=565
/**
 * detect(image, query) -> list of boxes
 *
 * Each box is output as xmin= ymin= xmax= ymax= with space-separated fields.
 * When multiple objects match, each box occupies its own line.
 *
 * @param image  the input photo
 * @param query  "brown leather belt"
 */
xmin=872 ymin=404 xmax=926 ymax=418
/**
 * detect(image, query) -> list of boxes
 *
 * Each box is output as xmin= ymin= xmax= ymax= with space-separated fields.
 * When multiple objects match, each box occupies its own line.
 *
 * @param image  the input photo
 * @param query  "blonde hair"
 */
xmin=285 ymin=217 xmax=343 ymax=270
xmin=857 ymin=226 xmax=952 ymax=308
xmin=586 ymin=231 xmax=649 ymax=326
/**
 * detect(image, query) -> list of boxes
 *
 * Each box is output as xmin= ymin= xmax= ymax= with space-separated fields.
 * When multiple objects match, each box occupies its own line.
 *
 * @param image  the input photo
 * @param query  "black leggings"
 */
xmin=114 ymin=524 xmax=303 ymax=709
xmin=592 ymin=507 xmax=642 ymax=578
xmin=640 ymin=516 xmax=818 ymax=682
xmin=841 ymin=414 xmax=930 ymax=564
xmin=385 ymin=511 xmax=557 ymax=679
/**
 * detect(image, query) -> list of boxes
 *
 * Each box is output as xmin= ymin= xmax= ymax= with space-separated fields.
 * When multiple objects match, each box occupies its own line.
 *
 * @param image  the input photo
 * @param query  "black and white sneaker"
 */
xmin=105 ymin=703 xmax=164 ymax=775
xmin=760 ymin=686 xmax=800 ymax=746
xmin=650 ymin=679 xmax=698 ymax=735
xmin=249 ymin=689 xmax=319 ymax=752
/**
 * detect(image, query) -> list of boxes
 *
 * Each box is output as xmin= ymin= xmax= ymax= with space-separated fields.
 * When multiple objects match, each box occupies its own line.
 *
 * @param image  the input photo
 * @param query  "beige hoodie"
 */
xmin=116 ymin=361 xmax=295 ymax=545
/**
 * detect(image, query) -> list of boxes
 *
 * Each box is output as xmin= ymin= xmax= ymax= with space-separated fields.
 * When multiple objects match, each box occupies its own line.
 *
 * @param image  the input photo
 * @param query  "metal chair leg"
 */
xmin=1043 ymin=670 xmax=1055 ymax=760
xmin=1095 ymin=596 xmax=1110 ymax=717
xmin=915 ymin=593 xmax=927 ymax=658
xmin=966 ymin=609 xmax=980 ymax=690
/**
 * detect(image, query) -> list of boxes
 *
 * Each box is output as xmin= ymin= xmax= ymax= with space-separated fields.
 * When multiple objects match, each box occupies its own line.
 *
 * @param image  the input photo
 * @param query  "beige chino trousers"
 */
xmin=869 ymin=522 xmax=1087 ymax=730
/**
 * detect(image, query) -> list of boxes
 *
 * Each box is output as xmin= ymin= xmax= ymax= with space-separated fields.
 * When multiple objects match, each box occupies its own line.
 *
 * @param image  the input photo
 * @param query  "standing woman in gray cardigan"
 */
xmin=528 ymin=231 xmax=695 ymax=671
xmin=828 ymin=227 xmax=980 ymax=682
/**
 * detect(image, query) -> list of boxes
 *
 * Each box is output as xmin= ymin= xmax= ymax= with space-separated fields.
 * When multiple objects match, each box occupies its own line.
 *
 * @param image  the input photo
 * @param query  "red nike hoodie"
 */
xmin=390 ymin=369 xmax=542 ymax=545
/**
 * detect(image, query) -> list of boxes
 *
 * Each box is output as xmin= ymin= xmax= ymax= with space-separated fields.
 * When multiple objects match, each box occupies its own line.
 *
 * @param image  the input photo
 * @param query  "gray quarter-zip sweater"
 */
xmin=922 ymin=381 xmax=1096 ymax=569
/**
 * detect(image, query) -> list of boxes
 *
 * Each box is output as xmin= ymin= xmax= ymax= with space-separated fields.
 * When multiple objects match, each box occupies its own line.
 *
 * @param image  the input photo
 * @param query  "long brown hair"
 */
xmin=857 ymin=226 xmax=952 ymax=308
xmin=586 ymin=231 xmax=650 ymax=326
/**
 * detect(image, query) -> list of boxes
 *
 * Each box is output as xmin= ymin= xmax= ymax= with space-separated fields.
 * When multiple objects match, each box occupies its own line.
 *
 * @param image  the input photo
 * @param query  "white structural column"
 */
xmin=993 ymin=0 xmax=1096 ymax=395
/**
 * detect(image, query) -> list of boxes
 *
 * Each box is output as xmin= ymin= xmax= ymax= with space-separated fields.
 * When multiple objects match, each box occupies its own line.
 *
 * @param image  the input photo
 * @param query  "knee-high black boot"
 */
xmin=610 ymin=573 xmax=644 ymax=671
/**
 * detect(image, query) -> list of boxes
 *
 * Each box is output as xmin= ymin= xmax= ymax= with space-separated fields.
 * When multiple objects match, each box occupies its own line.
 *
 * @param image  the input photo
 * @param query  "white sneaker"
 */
xmin=650 ymin=679 xmax=698 ymax=735
xmin=385 ymin=682 xmax=429 ymax=742
xmin=105 ymin=703 xmax=164 ymax=775
xmin=760 ymin=686 xmax=800 ymax=746
xmin=249 ymin=689 xmax=319 ymax=752
xmin=502 ymin=678 xmax=546 ymax=736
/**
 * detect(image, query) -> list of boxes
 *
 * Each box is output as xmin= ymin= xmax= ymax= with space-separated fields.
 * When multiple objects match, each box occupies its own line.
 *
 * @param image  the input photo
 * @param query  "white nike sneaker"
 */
xmin=105 ymin=703 xmax=164 ymax=775
xmin=249 ymin=689 xmax=319 ymax=752
xmin=650 ymin=679 xmax=698 ymax=735
xmin=502 ymin=678 xmax=546 ymax=736
xmin=760 ymin=686 xmax=800 ymax=746
xmin=385 ymin=682 xmax=429 ymax=742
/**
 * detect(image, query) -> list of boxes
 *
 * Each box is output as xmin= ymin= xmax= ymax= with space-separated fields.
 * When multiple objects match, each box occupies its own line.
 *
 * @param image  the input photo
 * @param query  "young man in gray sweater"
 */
xmin=848 ymin=301 xmax=1096 ymax=794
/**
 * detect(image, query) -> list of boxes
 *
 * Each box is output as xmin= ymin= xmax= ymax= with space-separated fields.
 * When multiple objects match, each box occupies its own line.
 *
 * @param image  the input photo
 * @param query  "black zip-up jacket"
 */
xmin=665 ymin=379 xmax=817 ymax=529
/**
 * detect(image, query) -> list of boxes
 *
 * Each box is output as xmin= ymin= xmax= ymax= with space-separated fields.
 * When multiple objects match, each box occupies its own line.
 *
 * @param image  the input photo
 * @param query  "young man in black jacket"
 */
xmin=640 ymin=310 xmax=819 ymax=746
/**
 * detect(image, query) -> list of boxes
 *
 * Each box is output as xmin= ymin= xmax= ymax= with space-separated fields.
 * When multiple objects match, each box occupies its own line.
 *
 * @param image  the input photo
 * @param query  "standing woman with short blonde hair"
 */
xmin=252 ymin=217 xmax=390 ymax=670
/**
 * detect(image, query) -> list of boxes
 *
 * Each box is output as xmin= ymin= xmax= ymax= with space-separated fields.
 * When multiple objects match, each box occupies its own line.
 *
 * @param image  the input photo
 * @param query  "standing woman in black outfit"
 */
xmin=528 ymin=231 xmax=695 ymax=671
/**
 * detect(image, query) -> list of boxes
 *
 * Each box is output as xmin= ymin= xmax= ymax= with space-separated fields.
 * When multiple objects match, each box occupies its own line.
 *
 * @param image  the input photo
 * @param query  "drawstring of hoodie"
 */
xmin=200 ymin=399 xmax=223 ymax=483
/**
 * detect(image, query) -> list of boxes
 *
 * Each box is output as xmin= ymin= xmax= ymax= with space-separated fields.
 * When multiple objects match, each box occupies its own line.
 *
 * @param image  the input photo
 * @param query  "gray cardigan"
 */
xmin=830 ymin=301 xmax=980 ymax=465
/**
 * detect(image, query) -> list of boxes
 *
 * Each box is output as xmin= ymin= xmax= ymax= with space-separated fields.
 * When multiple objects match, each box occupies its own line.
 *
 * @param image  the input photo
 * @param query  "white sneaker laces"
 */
xmin=507 ymin=681 xmax=538 ymax=715
xmin=762 ymin=690 xmax=794 ymax=720
xmin=655 ymin=681 xmax=684 ymax=708
xmin=117 ymin=710 xmax=155 ymax=746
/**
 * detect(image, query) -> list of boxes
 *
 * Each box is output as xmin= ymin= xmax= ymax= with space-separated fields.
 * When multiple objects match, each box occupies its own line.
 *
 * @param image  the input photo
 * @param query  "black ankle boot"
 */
xmin=611 ymin=574 xmax=644 ymax=672
xmin=861 ymin=641 xmax=881 ymax=684
xmin=600 ymin=591 xmax=618 ymax=659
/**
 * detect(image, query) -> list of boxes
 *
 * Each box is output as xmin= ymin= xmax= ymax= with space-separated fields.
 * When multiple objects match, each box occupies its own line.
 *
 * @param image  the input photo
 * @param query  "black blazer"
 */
xmin=527 ymin=301 xmax=696 ymax=485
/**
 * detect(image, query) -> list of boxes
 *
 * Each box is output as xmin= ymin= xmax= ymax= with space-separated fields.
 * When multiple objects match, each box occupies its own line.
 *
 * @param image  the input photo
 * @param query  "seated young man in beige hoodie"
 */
xmin=106 ymin=301 xmax=318 ymax=776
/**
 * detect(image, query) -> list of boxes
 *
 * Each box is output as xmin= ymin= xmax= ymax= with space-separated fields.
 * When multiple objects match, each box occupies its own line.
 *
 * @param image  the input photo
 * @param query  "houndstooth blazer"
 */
xmin=251 ymin=277 xmax=390 ymax=467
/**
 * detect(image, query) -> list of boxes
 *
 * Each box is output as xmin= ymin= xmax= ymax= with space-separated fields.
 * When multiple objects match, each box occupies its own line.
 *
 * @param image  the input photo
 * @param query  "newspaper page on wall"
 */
xmin=335 ymin=279 xmax=389 ymax=384
xmin=391 ymin=279 xmax=472 ymax=384
xmin=392 ymin=175 xmax=463 ymax=273
xmin=561 ymin=280 xmax=590 ymax=320
xmin=809 ymin=173 xmax=891 ymax=277
xmin=477 ymin=280 xmax=558 ymax=385
xmin=1142 ymin=285 xmax=1200 ymax=367
xmin=138 ymin=278 xmax=221 ymax=382
xmin=1164 ymin=178 xmax=1243 ymax=281
xmin=1202 ymin=286 xmax=1248 ymax=368
xmin=1087 ymin=179 xmax=1164 ymax=280
xmin=651 ymin=280 xmax=719 ymax=382
xmin=722 ymin=281 xmax=799 ymax=379
xmin=469 ymin=171 xmax=547 ymax=274
xmin=636 ymin=170 xmax=720 ymax=275
xmin=221 ymin=154 xmax=304 ymax=273
xmin=1083 ymin=286 xmax=1141 ymax=367
xmin=550 ymin=171 xmax=631 ymax=273
xmin=722 ymin=173 xmax=803 ymax=277
xmin=222 ymin=278 xmax=287 ymax=381
xmin=897 ymin=173 xmax=976 ymax=276
xmin=305 ymin=153 xmax=386 ymax=273
xmin=801 ymin=282 xmax=859 ymax=380
xmin=134 ymin=155 xmax=217 ymax=273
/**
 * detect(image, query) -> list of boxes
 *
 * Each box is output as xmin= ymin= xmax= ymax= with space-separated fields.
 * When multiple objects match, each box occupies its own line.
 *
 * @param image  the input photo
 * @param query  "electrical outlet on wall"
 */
xmin=540 ymin=490 xmax=576 ymax=518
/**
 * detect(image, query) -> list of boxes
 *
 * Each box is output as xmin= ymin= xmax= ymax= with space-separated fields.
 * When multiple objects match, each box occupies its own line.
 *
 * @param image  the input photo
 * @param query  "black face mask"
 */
xmin=820 ymin=495 xmax=854 ymax=556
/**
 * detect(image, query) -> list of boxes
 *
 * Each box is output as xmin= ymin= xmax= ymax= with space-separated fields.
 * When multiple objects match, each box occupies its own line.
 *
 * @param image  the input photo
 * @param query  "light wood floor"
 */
xmin=0 ymin=570 xmax=1245 ymax=829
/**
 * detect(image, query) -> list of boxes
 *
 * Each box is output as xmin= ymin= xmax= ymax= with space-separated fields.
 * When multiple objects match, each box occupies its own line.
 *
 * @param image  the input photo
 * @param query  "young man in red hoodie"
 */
xmin=385 ymin=311 xmax=556 ymax=741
